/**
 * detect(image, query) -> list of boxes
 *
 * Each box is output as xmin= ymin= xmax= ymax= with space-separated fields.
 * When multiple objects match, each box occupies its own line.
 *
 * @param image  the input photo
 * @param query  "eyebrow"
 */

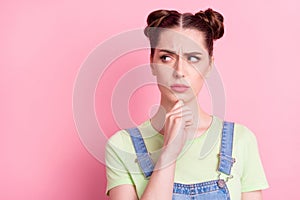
xmin=158 ymin=49 xmax=202 ymax=55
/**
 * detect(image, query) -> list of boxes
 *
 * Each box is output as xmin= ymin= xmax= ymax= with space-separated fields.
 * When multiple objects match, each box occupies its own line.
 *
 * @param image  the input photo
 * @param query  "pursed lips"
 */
xmin=170 ymin=84 xmax=190 ymax=93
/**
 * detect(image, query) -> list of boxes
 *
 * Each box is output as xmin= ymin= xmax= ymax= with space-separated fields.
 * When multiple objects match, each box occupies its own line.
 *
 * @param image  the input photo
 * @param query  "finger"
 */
xmin=168 ymin=105 xmax=192 ymax=116
xmin=168 ymin=111 xmax=193 ymax=127
xmin=182 ymin=112 xmax=193 ymax=122
xmin=167 ymin=109 xmax=193 ymax=120
xmin=171 ymin=100 xmax=184 ymax=111
xmin=185 ymin=121 xmax=193 ymax=127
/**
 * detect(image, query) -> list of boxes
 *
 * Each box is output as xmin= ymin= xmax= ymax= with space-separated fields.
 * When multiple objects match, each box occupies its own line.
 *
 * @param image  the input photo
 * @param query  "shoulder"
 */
xmin=107 ymin=129 xmax=130 ymax=144
xmin=106 ymin=120 xmax=153 ymax=152
xmin=230 ymin=121 xmax=260 ymax=152
xmin=106 ymin=129 xmax=132 ymax=153
xmin=215 ymin=116 xmax=257 ymax=144
xmin=232 ymin=122 xmax=257 ymax=142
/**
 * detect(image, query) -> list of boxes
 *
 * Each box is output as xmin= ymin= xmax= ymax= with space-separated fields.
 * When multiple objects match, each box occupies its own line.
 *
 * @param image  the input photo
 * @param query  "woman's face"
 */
xmin=150 ymin=28 xmax=212 ymax=104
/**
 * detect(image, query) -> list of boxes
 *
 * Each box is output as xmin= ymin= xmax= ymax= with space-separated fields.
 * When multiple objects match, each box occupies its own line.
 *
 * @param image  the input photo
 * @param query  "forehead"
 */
xmin=155 ymin=28 xmax=207 ymax=54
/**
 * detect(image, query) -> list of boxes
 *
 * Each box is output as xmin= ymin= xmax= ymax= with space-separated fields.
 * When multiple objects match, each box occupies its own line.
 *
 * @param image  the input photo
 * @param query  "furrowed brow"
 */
xmin=158 ymin=49 xmax=177 ymax=55
xmin=184 ymin=52 xmax=202 ymax=56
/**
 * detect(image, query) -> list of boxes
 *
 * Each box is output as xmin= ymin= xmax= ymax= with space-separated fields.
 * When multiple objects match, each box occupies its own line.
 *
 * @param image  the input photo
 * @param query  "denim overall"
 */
xmin=126 ymin=121 xmax=235 ymax=200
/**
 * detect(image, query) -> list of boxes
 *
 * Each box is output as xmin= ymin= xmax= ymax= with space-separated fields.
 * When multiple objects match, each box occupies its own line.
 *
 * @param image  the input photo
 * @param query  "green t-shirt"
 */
xmin=105 ymin=115 xmax=269 ymax=199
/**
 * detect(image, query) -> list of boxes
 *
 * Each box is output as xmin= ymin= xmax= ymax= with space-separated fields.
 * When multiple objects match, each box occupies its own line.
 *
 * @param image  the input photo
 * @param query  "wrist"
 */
xmin=155 ymin=148 xmax=177 ymax=170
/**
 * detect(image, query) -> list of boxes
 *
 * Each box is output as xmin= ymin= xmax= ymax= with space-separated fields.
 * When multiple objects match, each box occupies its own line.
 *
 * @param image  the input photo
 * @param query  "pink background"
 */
xmin=1 ymin=0 xmax=299 ymax=199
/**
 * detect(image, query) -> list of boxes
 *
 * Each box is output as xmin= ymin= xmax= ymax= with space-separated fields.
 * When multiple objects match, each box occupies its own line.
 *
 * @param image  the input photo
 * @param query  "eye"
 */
xmin=160 ymin=55 xmax=172 ymax=62
xmin=187 ymin=56 xmax=200 ymax=63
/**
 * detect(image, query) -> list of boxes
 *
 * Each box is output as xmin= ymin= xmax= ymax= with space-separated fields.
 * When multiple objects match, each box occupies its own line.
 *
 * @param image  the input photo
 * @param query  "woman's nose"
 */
xmin=173 ymin=56 xmax=185 ymax=78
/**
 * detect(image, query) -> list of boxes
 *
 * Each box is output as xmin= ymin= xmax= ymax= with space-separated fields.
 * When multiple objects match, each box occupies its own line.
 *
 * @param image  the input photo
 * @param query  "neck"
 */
xmin=150 ymin=96 xmax=213 ymax=137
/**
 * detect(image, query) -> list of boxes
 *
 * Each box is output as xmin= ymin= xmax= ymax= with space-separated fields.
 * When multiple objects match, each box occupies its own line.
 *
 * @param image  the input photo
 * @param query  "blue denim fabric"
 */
xmin=127 ymin=121 xmax=235 ymax=199
xmin=173 ymin=180 xmax=230 ymax=200
xmin=126 ymin=127 xmax=154 ymax=178
xmin=218 ymin=122 xmax=235 ymax=175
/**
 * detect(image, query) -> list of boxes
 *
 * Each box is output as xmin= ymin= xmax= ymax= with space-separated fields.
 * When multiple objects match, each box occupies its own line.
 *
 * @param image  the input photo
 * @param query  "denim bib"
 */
xmin=126 ymin=121 xmax=235 ymax=200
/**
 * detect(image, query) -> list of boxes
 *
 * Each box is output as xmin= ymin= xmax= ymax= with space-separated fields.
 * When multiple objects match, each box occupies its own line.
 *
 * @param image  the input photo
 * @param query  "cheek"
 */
xmin=155 ymin=65 xmax=173 ymax=82
xmin=192 ymin=61 xmax=210 ymax=75
xmin=190 ymin=73 xmax=205 ymax=92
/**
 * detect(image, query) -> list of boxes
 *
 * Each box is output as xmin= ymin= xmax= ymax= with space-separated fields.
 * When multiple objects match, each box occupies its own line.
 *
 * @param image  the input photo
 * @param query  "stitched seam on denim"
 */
xmin=126 ymin=128 xmax=154 ymax=178
xmin=217 ymin=121 xmax=234 ymax=175
xmin=173 ymin=180 xmax=226 ymax=195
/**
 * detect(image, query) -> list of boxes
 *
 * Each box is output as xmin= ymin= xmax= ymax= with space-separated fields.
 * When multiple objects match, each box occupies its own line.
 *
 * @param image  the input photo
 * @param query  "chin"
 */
xmin=159 ymin=86 xmax=198 ymax=103
xmin=163 ymin=93 xmax=198 ymax=104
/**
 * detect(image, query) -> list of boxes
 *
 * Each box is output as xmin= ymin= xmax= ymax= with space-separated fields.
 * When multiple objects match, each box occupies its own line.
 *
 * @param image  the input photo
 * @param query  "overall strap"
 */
xmin=126 ymin=127 xmax=154 ymax=179
xmin=217 ymin=121 xmax=235 ymax=175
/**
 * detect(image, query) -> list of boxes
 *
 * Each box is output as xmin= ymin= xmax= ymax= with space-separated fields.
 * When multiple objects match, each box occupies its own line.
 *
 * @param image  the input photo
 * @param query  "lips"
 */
xmin=170 ymin=84 xmax=190 ymax=93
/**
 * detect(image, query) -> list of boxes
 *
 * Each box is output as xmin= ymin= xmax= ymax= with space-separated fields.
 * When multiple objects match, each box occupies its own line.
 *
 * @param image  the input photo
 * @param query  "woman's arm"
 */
xmin=108 ymin=100 xmax=192 ymax=200
xmin=108 ymin=157 xmax=177 ymax=200
xmin=109 ymin=185 xmax=138 ymax=200
xmin=140 ymin=100 xmax=192 ymax=200
xmin=242 ymin=190 xmax=263 ymax=200
xmin=140 ymin=153 xmax=177 ymax=200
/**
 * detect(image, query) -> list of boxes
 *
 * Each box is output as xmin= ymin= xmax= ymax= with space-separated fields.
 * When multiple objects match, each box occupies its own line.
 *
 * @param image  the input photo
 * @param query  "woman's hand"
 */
xmin=162 ymin=100 xmax=193 ymax=159
xmin=110 ymin=100 xmax=194 ymax=200
xmin=139 ymin=100 xmax=193 ymax=200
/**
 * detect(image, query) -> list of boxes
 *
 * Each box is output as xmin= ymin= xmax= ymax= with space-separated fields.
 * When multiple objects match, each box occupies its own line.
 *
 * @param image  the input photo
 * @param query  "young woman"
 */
xmin=105 ymin=8 xmax=268 ymax=200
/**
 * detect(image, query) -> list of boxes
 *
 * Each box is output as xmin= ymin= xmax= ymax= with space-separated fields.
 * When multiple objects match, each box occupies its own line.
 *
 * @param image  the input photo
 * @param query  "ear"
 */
xmin=150 ymin=55 xmax=157 ymax=76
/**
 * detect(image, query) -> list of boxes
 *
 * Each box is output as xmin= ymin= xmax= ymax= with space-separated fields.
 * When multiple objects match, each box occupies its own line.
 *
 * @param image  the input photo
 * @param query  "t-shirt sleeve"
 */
xmin=239 ymin=126 xmax=269 ymax=192
xmin=105 ymin=131 xmax=134 ymax=195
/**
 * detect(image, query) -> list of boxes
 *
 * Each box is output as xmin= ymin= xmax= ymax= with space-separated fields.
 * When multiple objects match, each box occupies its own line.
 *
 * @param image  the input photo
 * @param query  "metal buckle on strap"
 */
xmin=217 ymin=172 xmax=234 ymax=188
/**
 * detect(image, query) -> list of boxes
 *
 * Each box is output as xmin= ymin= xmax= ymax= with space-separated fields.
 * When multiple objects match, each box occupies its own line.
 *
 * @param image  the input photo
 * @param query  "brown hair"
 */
xmin=144 ymin=8 xmax=224 ymax=57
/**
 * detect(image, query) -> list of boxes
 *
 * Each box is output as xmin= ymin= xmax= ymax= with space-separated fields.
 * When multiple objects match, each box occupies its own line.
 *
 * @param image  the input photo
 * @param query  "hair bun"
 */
xmin=146 ymin=10 xmax=170 ymax=26
xmin=144 ymin=9 xmax=180 ymax=37
xmin=144 ymin=10 xmax=169 ymax=37
xmin=195 ymin=8 xmax=224 ymax=40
